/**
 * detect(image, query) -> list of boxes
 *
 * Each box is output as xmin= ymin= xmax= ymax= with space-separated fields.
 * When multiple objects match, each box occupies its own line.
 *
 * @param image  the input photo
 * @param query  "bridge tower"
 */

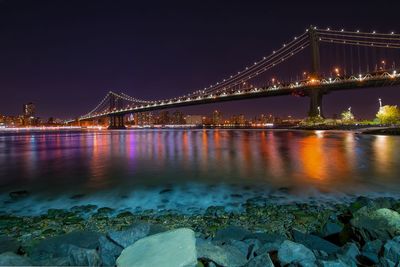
xmin=108 ymin=93 xmax=126 ymax=129
xmin=308 ymin=26 xmax=324 ymax=117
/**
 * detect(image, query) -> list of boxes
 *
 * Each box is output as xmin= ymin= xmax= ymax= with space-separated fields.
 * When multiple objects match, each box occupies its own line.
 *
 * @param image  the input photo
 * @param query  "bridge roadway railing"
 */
xmin=78 ymin=70 xmax=400 ymax=121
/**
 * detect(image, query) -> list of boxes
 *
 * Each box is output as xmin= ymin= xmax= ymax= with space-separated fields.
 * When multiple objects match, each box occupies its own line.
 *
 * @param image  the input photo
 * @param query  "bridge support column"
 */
xmin=108 ymin=115 xmax=126 ymax=129
xmin=308 ymin=89 xmax=324 ymax=117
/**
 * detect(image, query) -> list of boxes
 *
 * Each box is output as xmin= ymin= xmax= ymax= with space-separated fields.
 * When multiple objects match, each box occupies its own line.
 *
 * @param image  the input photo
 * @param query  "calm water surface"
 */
xmin=0 ymin=129 xmax=399 ymax=214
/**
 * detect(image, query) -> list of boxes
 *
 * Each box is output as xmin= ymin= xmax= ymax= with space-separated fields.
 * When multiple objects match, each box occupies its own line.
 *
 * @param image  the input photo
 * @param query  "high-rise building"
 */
xmin=185 ymin=115 xmax=203 ymax=125
xmin=171 ymin=110 xmax=185 ymax=124
xmin=23 ymin=102 xmax=35 ymax=117
xmin=212 ymin=110 xmax=222 ymax=125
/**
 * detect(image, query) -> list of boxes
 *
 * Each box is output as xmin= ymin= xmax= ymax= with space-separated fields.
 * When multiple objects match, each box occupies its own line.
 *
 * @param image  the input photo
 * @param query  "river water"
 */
xmin=0 ymin=129 xmax=399 ymax=215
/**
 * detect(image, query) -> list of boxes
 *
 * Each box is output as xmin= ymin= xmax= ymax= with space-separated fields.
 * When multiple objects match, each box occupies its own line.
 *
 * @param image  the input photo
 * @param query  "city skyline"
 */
xmin=1 ymin=1 xmax=400 ymax=119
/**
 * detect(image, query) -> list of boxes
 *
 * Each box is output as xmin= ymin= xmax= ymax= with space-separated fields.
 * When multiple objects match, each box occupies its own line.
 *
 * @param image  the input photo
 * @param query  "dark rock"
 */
xmin=0 ymin=236 xmax=19 ymax=254
xmin=0 ymin=252 xmax=32 ymax=266
xmin=71 ymin=204 xmax=98 ymax=214
xmin=214 ymin=225 xmax=251 ymax=242
xmin=9 ymin=190 xmax=29 ymax=199
xmin=318 ymin=259 xmax=348 ymax=267
xmin=159 ymin=188 xmax=173 ymax=194
xmin=277 ymin=240 xmax=316 ymax=266
xmin=359 ymin=252 xmax=379 ymax=265
xmin=67 ymin=244 xmax=101 ymax=266
xmin=196 ymin=240 xmax=248 ymax=267
xmin=362 ymin=239 xmax=382 ymax=254
xmin=384 ymin=239 xmax=400 ymax=263
xmin=70 ymin=193 xmax=85 ymax=199
xmin=320 ymin=222 xmax=343 ymax=238
xmin=244 ymin=232 xmax=286 ymax=244
xmin=292 ymin=229 xmax=340 ymax=254
xmin=336 ymin=243 xmax=359 ymax=267
xmin=30 ymin=231 xmax=101 ymax=262
xmin=98 ymin=235 xmax=123 ymax=266
xmin=351 ymin=207 xmax=400 ymax=241
xmin=243 ymin=239 xmax=262 ymax=260
xmin=116 ymin=211 xmax=134 ymax=218
xmin=254 ymin=242 xmax=282 ymax=256
xmin=245 ymin=252 xmax=274 ymax=267
xmin=379 ymin=257 xmax=396 ymax=267
xmin=107 ymin=223 xmax=151 ymax=248
xmin=205 ymin=206 xmax=227 ymax=217
xmin=96 ymin=207 xmax=114 ymax=214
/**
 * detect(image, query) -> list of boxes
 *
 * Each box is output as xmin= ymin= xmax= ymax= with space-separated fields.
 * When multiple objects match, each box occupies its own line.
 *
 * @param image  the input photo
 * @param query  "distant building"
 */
xmin=23 ymin=102 xmax=35 ymax=117
xmin=185 ymin=115 xmax=203 ymax=125
xmin=171 ymin=110 xmax=185 ymax=124
xmin=158 ymin=111 xmax=170 ymax=125
xmin=212 ymin=110 xmax=222 ymax=125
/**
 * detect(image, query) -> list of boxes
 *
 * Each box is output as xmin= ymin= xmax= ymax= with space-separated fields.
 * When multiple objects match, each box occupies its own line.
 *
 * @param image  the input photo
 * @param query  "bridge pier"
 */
xmin=308 ymin=89 xmax=324 ymax=118
xmin=108 ymin=115 xmax=126 ymax=129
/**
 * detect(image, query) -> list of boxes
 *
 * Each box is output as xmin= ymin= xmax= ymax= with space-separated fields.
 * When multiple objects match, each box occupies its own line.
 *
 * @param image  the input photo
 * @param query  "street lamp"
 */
xmin=317 ymin=106 xmax=321 ymax=117
xmin=379 ymin=98 xmax=382 ymax=109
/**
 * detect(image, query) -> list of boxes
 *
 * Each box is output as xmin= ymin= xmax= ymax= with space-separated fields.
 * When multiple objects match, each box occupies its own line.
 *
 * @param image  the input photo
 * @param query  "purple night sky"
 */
xmin=0 ymin=0 xmax=399 ymax=119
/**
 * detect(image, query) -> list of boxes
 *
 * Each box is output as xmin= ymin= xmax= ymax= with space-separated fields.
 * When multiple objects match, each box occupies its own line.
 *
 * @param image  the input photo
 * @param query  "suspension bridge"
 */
xmin=68 ymin=26 xmax=400 ymax=129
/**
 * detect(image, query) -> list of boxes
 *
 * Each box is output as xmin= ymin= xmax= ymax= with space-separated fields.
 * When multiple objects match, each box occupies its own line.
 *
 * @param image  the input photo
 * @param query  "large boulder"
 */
xmin=116 ymin=228 xmax=197 ymax=267
xmin=0 ymin=236 xmax=19 ymax=254
xmin=107 ymin=222 xmax=165 ymax=248
xmin=351 ymin=207 xmax=400 ymax=241
xmin=67 ymin=244 xmax=101 ymax=266
xmin=277 ymin=240 xmax=316 ymax=266
xmin=98 ymin=235 xmax=123 ymax=266
xmin=214 ymin=226 xmax=251 ymax=242
xmin=197 ymin=239 xmax=248 ymax=267
xmin=292 ymin=229 xmax=340 ymax=254
xmin=0 ymin=252 xmax=32 ymax=266
xmin=384 ymin=239 xmax=400 ymax=263
xmin=30 ymin=231 xmax=101 ymax=263
xmin=245 ymin=252 xmax=274 ymax=267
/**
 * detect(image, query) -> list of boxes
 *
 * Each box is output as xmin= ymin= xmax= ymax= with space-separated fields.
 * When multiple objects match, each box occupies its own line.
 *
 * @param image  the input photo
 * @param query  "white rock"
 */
xmin=116 ymin=228 xmax=197 ymax=267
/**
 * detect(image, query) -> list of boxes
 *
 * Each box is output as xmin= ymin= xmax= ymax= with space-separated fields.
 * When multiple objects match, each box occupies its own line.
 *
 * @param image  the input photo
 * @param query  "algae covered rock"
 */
xmin=351 ymin=207 xmax=400 ymax=241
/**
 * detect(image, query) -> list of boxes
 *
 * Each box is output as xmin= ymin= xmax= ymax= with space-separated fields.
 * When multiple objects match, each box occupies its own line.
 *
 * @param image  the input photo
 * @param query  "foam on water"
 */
xmin=1 ymin=183 xmax=400 ymax=216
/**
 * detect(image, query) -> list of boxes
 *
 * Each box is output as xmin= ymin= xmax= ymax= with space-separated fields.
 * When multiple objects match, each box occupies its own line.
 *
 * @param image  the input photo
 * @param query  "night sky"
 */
xmin=1 ymin=0 xmax=400 ymax=119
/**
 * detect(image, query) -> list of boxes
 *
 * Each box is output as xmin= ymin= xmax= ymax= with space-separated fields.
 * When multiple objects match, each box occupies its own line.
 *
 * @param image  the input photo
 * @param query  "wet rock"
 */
xmin=360 ymin=239 xmax=382 ymax=264
xmin=318 ymin=259 xmax=348 ymax=267
xmin=243 ymin=239 xmax=262 ymax=259
xmin=116 ymin=228 xmax=197 ymax=267
xmin=320 ymin=221 xmax=343 ymax=238
xmin=379 ymin=257 xmax=396 ymax=267
xmin=107 ymin=222 xmax=165 ymax=248
xmin=98 ymin=235 xmax=123 ymax=267
xmin=277 ymin=240 xmax=316 ymax=266
xmin=197 ymin=240 xmax=247 ymax=267
xmin=0 ymin=252 xmax=32 ymax=266
xmin=384 ymin=239 xmax=400 ymax=263
xmin=214 ymin=225 xmax=251 ymax=242
xmin=30 ymin=231 xmax=101 ymax=262
xmin=37 ymin=256 xmax=70 ymax=266
xmin=107 ymin=223 xmax=150 ymax=248
xmin=67 ymin=244 xmax=101 ymax=266
xmin=336 ymin=243 xmax=359 ymax=267
xmin=351 ymin=207 xmax=400 ymax=241
xmin=245 ymin=252 xmax=274 ymax=267
xmin=254 ymin=241 xmax=282 ymax=256
xmin=205 ymin=206 xmax=227 ymax=217
xmin=0 ymin=236 xmax=19 ymax=254
xmin=71 ymin=204 xmax=98 ymax=214
xmin=9 ymin=190 xmax=29 ymax=200
xmin=97 ymin=207 xmax=114 ymax=215
xmin=362 ymin=239 xmax=383 ymax=254
xmin=244 ymin=232 xmax=286 ymax=244
xmin=292 ymin=229 xmax=340 ymax=254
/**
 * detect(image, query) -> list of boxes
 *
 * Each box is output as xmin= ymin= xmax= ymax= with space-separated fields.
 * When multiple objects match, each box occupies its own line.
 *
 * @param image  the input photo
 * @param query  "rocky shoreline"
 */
xmin=1 ymin=196 xmax=400 ymax=266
